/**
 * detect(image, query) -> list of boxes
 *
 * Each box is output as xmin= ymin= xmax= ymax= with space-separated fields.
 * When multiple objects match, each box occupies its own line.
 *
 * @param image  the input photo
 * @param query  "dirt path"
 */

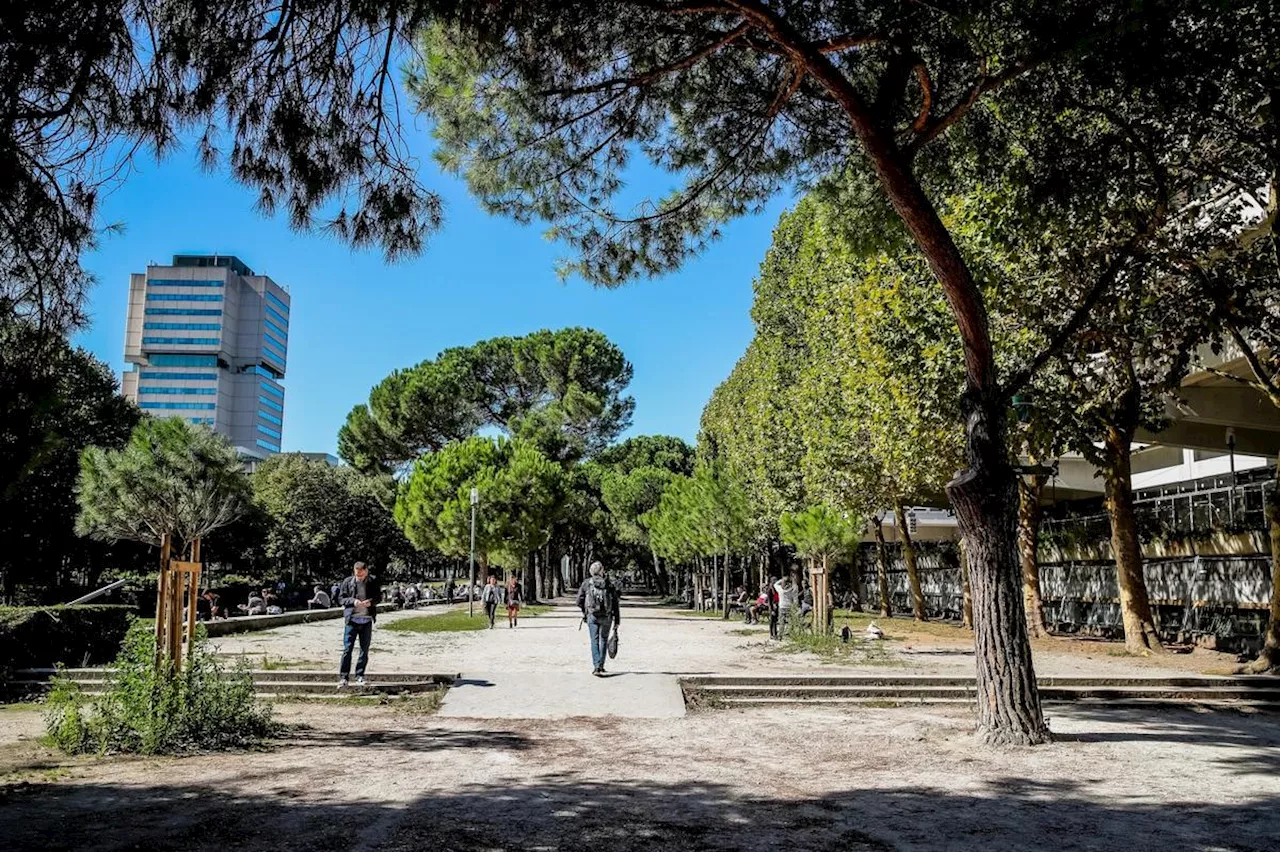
xmin=206 ymin=598 xmax=1241 ymax=680
xmin=1 ymin=699 xmax=1277 ymax=851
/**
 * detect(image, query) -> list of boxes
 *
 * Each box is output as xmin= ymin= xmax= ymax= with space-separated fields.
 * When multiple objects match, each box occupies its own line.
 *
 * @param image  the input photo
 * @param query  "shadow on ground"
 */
xmin=2 ymin=769 xmax=1277 ymax=851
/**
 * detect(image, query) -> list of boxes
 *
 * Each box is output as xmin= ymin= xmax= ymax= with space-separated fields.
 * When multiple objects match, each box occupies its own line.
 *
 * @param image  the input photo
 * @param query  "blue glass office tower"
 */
xmin=122 ymin=255 xmax=289 ymax=459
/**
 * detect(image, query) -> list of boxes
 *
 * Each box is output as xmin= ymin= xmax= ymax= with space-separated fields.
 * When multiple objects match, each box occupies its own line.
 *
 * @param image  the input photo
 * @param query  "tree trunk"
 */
xmin=1017 ymin=474 xmax=1050 ymax=638
xmin=958 ymin=537 xmax=974 ymax=630
xmin=946 ymin=393 xmax=1051 ymax=745
xmin=872 ymin=518 xmax=892 ymax=618
xmin=1241 ymin=461 xmax=1280 ymax=673
xmin=722 ymin=549 xmax=730 ymax=619
xmin=1102 ymin=423 xmax=1164 ymax=654
xmin=894 ymin=500 xmax=927 ymax=621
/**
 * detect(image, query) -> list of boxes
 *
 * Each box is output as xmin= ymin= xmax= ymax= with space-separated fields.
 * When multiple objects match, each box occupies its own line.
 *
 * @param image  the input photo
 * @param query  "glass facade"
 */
xmin=140 ymin=402 xmax=217 ymax=410
xmin=259 ymin=395 xmax=284 ymax=412
xmin=139 ymin=386 xmax=217 ymax=395
xmin=143 ymin=322 xmax=221 ymax=330
xmin=258 ymin=410 xmax=283 ymax=426
xmin=264 ymin=319 xmax=287 ymax=339
xmin=150 ymin=354 xmax=218 ymax=366
xmin=257 ymin=424 xmax=281 ymax=439
xmin=260 ymin=381 xmax=284 ymax=397
xmin=146 ymin=293 xmax=223 ymax=302
xmin=263 ymin=331 xmax=287 ymax=351
xmin=142 ymin=336 xmax=219 ymax=345
xmin=147 ymin=279 xmax=223 ymax=287
xmin=138 ymin=371 xmax=217 ymax=381
xmin=256 ymin=438 xmax=281 ymax=452
xmin=265 ymin=306 xmax=289 ymax=327
xmin=146 ymin=308 xmax=223 ymax=316
xmin=266 ymin=291 xmax=289 ymax=314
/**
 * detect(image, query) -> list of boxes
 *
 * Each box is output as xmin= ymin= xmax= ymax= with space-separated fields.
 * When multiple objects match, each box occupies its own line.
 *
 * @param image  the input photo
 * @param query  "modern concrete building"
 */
xmin=122 ymin=254 xmax=290 ymax=460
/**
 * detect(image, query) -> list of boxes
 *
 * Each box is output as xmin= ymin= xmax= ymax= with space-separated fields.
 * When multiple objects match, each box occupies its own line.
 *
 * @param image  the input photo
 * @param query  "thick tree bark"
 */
xmin=872 ymin=518 xmax=892 ymax=618
xmin=1102 ymin=423 xmax=1164 ymax=654
xmin=1240 ymin=461 xmax=1280 ymax=673
xmin=958 ymin=538 xmax=974 ymax=630
xmin=946 ymin=394 xmax=1051 ymax=745
xmin=894 ymin=500 xmax=927 ymax=621
xmin=1017 ymin=474 xmax=1050 ymax=638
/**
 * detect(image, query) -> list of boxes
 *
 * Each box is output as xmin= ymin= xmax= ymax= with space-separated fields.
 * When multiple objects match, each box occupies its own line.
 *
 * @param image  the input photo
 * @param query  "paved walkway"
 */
xmin=438 ymin=671 xmax=687 ymax=719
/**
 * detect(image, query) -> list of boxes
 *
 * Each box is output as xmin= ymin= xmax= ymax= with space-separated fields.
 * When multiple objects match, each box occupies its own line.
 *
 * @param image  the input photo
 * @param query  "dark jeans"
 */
xmin=587 ymin=615 xmax=612 ymax=670
xmin=340 ymin=619 xmax=372 ymax=678
xmin=769 ymin=608 xmax=779 ymax=639
xmin=484 ymin=601 xmax=497 ymax=626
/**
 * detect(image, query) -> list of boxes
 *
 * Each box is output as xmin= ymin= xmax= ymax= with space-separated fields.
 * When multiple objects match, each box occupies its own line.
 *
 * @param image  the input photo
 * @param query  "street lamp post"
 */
xmin=468 ymin=486 xmax=479 ymax=617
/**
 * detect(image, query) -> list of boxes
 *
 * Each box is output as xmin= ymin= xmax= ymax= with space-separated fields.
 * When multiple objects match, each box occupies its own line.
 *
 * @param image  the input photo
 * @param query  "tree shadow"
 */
xmin=3 ymin=770 xmax=1277 ymax=851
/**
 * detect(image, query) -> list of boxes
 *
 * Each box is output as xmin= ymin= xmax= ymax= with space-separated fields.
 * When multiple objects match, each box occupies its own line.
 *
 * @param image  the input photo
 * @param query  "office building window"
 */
xmin=139 ymin=372 xmax=217 ymax=381
xmin=139 ymin=386 xmax=217 ymax=395
xmin=144 ymin=322 xmax=222 ymax=331
xmin=146 ymin=293 xmax=223 ymax=302
xmin=139 ymin=402 xmax=217 ymax=410
xmin=142 ymin=336 xmax=219 ymax=345
xmin=263 ymin=341 xmax=287 ymax=362
xmin=188 ymin=418 xmax=216 ymax=426
xmin=263 ymin=331 xmax=287 ymax=352
xmin=258 ymin=410 xmax=283 ymax=426
xmin=265 ymin=306 xmax=289 ymax=328
xmin=265 ymin=292 xmax=289 ymax=314
xmin=146 ymin=308 xmax=223 ymax=316
xmin=256 ymin=438 xmax=281 ymax=452
xmin=260 ymin=381 xmax=284 ymax=398
xmin=264 ymin=319 xmax=288 ymax=339
xmin=149 ymin=354 xmax=217 ymax=366
xmin=147 ymin=279 xmax=223 ymax=287
xmin=259 ymin=395 xmax=284 ymax=412
xmin=257 ymin=424 xmax=282 ymax=439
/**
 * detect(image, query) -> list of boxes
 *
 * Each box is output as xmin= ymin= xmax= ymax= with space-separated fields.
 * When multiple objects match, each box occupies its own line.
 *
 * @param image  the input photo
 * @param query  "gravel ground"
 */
xmin=1 ymin=599 xmax=1274 ymax=851
xmin=1 ymin=700 xmax=1277 ymax=851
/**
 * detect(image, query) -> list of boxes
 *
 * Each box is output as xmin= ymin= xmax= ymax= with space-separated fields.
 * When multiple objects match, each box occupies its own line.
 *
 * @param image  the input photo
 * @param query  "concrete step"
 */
xmin=11 ymin=669 xmax=456 ymax=697
xmin=717 ymin=696 xmax=1280 ymax=709
xmin=682 ymin=674 xmax=1278 ymax=688
xmin=694 ymin=684 xmax=1280 ymax=702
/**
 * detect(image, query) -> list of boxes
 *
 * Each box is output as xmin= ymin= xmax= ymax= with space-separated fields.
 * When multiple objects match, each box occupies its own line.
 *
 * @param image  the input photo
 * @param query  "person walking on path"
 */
xmin=506 ymin=574 xmax=524 ymax=628
xmin=576 ymin=561 xmax=621 ymax=676
xmin=481 ymin=575 xmax=502 ymax=628
xmin=338 ymin=561 xmax=380 ymax=687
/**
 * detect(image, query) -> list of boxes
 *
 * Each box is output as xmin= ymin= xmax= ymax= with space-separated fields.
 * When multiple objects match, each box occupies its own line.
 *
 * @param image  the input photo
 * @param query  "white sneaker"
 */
xmin=356 ymin=676 xmax=366 ymax=686
xmin=338 ymin=677 xmax=348 ymax=689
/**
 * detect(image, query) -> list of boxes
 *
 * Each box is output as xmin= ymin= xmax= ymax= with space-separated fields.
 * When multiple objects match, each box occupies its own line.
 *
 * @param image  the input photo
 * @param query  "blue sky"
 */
xmin=74 ymin=127 xmax=795 ymax=455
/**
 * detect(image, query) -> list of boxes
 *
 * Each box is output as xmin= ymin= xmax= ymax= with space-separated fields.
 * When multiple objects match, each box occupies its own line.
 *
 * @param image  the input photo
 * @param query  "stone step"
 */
xmin=692 ymin=684 xmax=1280 ymax=702
xmin=716 ymin=696 xmax=1280 ymax=709
xmin=681 ymin=674 xmax=1277 ymax=688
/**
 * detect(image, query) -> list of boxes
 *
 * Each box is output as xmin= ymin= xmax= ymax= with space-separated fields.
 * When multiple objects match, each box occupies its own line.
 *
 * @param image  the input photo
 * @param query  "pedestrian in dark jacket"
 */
xmin=337 ymin=562 xmax=381 ymax=687
xmin=575 ymin=561 xmax=621 ymax=676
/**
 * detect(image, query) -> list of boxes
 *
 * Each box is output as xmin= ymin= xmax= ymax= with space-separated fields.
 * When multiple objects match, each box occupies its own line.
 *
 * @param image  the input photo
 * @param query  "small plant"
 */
xmin=44 ymin=620 xmax=277 ymax=756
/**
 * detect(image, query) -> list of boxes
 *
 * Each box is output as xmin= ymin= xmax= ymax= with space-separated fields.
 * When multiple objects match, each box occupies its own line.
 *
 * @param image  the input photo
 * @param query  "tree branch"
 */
xmin=1226 ymin=322 xmax=1280 ymax=406
xmin=538 ymin=21 xmax=751 ymax=97
xmin=1001 ymin=246 xmax=1137 ymax=401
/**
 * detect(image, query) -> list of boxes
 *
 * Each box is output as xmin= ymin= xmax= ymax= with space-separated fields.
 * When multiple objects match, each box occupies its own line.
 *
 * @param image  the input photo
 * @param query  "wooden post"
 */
xmin=155 ymin=533 xmax=172 ymax=671
xmin=185 ymin=538 xmax=202 ymax=658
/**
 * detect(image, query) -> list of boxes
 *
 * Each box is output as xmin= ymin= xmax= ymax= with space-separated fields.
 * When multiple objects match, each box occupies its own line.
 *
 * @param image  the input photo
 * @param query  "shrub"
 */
xmin=45 ymin=620 xmax=278 ymax=755
xmin=0 ymin=605 xmax=132 ymax=676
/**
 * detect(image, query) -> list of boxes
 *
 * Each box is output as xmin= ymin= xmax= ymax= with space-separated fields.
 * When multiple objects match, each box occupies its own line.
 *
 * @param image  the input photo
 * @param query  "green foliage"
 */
xmin=594 ymin=436 xmax=694 ymax=476
xmin=382 ymin=605 xmax=554 ymax=634
xmin=1 ymin=314 xmax=142 ymax=599
xmin=779 ymin=505 xmax=859 ymax=566
xmin=646 ymin=462 xmax=751 ymax=562
xmin=395 ymin=437 xmax=563 ymax=569
xmin=76 ymin=418 xmax=250 ymax=549
xmin=252 ymin=454 xmax=416 ymax=577
xmin=340 ymin=328 xmax=634 ymax=472
xmin=0 ymin=605 xmax=131 ymax=674
xmin=5 ymin=1 xmax=445 ymax=328
xmin=44 ymin=621 xmax=277 ymax=755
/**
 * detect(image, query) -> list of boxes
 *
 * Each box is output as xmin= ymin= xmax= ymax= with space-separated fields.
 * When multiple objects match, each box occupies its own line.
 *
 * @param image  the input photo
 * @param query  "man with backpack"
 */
xmin=576 ymin=560 xmax=620 ymax=676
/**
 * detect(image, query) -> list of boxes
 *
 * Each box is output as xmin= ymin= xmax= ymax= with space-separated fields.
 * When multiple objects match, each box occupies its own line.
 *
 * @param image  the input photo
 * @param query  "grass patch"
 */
xmin=730 ymin=628 xmax=769 ymax=636
xmin=674 ymin=609 xmax=734 ymax=620
xmin=249 ymin=654 xmax=327 ymax=671
xmin=832 ymin=610 xmax=970 ymax=642
xmin=774 ymin=621 xmax=898 ymax=665
xmin=383 ymin=605 xmax=553 ymax=634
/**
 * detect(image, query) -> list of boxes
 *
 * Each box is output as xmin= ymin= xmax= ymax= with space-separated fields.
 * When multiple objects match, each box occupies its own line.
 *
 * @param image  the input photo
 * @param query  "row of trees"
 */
xmin=7 ymin=2 xmax=1277 ymax=747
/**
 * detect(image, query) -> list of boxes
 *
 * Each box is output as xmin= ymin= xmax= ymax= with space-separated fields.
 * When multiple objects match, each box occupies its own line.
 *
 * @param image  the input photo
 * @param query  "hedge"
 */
xmin=0 ymin=605 xmax=133 ymax=675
